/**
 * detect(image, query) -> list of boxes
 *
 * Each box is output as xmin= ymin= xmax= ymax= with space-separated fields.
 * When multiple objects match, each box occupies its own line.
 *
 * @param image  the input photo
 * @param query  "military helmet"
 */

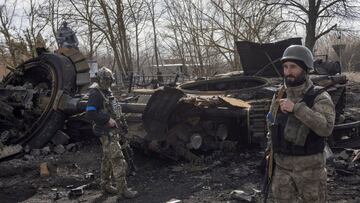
xmin=96 ymin=66 xmax=114 ymax=89
xmin=281 ymin=45 xmax=314 ymax=72
xmin=97 ymin=66 xmax=114 ymax=81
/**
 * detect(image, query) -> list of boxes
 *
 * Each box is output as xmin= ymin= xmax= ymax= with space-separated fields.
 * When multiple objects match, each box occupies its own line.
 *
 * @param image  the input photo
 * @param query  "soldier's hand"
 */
xmin=279 ymin=99 xmax=294 ymax=113
xmin=108 ymin=118 xmax=118 ymax=128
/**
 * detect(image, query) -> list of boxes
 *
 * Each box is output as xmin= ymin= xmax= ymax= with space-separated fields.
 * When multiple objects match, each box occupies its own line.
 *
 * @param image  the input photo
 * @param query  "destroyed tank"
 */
xmin=0 ymin=47 xmax=91 ymax=160
xmin=0 ymin=34 xmax=355 ymax=163
xmin=137 ymin=38 xmax=353 ymax=162
xmin=0 ymin=22 xmax=91 ymax=160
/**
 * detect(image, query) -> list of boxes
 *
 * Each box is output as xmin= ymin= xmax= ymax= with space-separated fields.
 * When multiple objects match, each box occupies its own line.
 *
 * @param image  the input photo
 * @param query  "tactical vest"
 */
xmin=92 ymin=87 xmax=122 ymax=118
xmin=90 ymin=87 xmax=123 ymax=137
xmin=270 ymin=86 xmax=326 ymax=156
xmin=96 ymin=87 xmax=128 ymax=131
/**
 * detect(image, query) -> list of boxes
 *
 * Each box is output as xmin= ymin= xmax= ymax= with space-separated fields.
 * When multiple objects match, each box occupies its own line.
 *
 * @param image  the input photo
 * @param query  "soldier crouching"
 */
xmin=85 ymin=66 xmax=138 ymax=199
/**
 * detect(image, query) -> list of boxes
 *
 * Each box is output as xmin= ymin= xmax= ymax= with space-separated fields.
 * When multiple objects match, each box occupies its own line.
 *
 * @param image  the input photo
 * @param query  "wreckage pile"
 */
xmin=326 ymin=149 xmax=360 ymax=203
xmin=23 ymin=142 xmax=82 ymax=161
xmin=329 ymin=149 xmax=360 ymax=175
xmin=1 ymin=37 xmax=358 ymax=164
xmin=1 ymin=36 xmax=360 ymax=202
xmin=1 ymin=138 xmax=360 ymax=202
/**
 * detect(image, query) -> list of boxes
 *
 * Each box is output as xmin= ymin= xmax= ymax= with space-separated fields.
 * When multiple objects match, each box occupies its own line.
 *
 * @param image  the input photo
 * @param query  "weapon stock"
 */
xmin=262 ymin=148 xmax=273 ymax=203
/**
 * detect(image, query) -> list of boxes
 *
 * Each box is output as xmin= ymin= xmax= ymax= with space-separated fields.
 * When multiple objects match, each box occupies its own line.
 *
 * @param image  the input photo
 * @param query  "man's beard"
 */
xmin=285 ymin=71 xmax=306 ymax=87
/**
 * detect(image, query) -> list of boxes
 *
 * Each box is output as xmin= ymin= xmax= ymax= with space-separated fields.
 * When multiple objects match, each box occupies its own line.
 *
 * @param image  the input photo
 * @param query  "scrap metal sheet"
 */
xmin=219 ymin=96 xmax=251 ymax=108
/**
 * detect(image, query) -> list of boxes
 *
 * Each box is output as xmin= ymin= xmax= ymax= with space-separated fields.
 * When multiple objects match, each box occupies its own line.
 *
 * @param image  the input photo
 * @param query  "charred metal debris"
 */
xmin=0 ymin=37 xmax=358 ymax=163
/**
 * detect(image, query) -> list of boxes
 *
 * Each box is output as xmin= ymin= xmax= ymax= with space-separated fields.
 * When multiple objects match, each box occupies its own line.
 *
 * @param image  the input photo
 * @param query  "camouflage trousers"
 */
xmin=99 ymin=132 xmax=128 ymax=193
xmin=271 ymin=153 xmax=327 ymax=203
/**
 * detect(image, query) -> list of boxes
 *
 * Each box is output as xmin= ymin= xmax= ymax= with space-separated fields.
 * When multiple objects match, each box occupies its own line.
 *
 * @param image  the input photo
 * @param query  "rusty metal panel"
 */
xmin=76 ymin=72 xmax=91 ymax=86
xmin=57 ymin=47 xmax=78 ymax=56
xmin=57 ymin=47 xmax=87 ymax=63
xmin=75 ymin=60 xmax=90 ymax=73
xmin=69 ymin=52 xmax=87 ymax=63
xmin=219 ymin=96 xmax=250 ymax=108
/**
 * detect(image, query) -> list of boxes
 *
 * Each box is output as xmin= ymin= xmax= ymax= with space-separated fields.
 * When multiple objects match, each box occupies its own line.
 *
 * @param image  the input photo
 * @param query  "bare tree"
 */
xmin=71 ymin=0 xmax=106 ymax=59
xmin=146 ymin=0 xmax=160 ymax=71
xmin=205 ymin=0 xmax=287 ymax=68
xmin=96 ymin=0 xmax=125 ymax=76
xmin=163 ymin=0 xmax=188 ymax=71
xmin=81 ymin=0 xmax=99 ymax=59
xmin=23 ymin=0 xmax=49 ymax=57
xmin=126 ymin=0 xmax=148 ymax=73
xmin=317 ymin=33 xmax=360 ymax=71
xmin=163 ymin=0 xmax=219 ymax=76
xmin=266 ymin=0 xmax=359 ymax=51
xmin=163 ymin=0 xmax=286 ymax=73
xmin=68 ymin=0 xmax=133 ymax=84
xmin=42 ymin=0 xmax=74 ymax=48
xmin=113 ymin=0 xmax=132 ymax=73
xmin=0 ymin=0 xmax=18 ymax=66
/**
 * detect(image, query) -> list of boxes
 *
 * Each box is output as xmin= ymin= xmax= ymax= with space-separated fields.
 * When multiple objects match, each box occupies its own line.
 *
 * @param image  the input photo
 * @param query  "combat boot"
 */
xmin=101 ymin=185 xmax=118 ymax=195
xmin=117 ymin=188 xmax=138 ymax=199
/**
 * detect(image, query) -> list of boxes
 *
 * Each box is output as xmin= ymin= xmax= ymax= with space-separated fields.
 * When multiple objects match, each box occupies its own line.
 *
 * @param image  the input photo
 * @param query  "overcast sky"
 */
xmin=1 ymin=0 xmax=360 ymax=56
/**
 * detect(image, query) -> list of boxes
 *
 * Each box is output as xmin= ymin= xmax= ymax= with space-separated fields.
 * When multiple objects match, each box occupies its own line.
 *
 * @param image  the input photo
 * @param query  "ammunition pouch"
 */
xmin=271 ymin=122 xmax=324 ymax=156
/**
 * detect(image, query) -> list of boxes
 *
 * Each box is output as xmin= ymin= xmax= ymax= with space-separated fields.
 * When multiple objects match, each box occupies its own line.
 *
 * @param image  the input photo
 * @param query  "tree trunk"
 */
xmin=135 ymin=25 xmax=140 ymax=73
xmin=98 ymin=0 xmax=125 ymax=84
xmin=305 ymin=0 xmax=317 ymax=51
xmin=148 ymin=0 xmax=159 ymax=70
xmin=152 ymin=14 xmax=159 ymax=69
xmin=86 ymin=0 xmax=94 ymax=59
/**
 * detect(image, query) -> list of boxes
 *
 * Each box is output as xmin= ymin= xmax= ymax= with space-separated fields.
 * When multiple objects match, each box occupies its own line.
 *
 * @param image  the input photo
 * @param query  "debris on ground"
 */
xmin=40 ymin=162 xmax=50 ymax=177
xmin=0 ymin=37 xmax=360 ymax=203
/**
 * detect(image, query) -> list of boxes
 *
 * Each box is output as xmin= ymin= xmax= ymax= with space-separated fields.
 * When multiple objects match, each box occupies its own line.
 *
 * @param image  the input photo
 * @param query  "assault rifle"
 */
xmin=114 ymin=116 xmax=137 ymax=175
xmin=108 ymin=96 xmax=137 ymax=175
xmin=262 ymin=148 xmax=273 ymax=203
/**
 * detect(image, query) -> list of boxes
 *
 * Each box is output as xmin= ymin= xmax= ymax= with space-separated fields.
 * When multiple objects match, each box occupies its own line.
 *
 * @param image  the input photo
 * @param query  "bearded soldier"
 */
xmin=266 ymin=45 xmax=335 ymax=203
xmin=85 ymin=67 xmax=138 ymax=199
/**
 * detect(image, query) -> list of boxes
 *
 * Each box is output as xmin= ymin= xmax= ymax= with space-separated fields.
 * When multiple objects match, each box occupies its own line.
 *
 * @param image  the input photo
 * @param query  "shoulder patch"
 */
xmin=86 ymin=106 xmax=97 ymax=111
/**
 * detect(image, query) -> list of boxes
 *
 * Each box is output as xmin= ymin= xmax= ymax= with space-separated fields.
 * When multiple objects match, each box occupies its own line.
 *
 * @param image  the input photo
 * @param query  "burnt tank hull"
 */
xmin=0 ymin=48 xmax=90 ymax=160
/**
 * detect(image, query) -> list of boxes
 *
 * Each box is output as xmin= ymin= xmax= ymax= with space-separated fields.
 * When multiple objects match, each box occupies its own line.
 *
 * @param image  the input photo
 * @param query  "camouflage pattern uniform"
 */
xmin=86 ymin=67 xmax=137 ymax=198
xmin=86 ymin=84 xmax=128 ymax=192
xmin=267 ymin=77 xmax=335 ymax=203
xmin=99 ymin=128 xmax=128 ymax=193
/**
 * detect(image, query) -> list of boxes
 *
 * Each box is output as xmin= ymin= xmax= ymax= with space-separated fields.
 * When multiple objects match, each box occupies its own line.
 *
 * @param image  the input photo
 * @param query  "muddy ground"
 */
xmin=1 ymin=78 xmax=360 ymax=203
xmin=0 ymin=137 xmax=360 ymax=203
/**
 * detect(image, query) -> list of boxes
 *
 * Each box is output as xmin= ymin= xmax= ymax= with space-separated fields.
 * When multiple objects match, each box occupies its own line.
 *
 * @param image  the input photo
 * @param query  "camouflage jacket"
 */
xmin=86 ymin=83 xmax=127 ymax=136
xmin=267 ymin=78 xmax=335 ymax=170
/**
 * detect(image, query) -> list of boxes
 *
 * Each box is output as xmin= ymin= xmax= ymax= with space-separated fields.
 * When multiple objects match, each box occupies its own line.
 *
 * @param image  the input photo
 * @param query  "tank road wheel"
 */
xmin=1 ymin=52 xmax=87 ymax=149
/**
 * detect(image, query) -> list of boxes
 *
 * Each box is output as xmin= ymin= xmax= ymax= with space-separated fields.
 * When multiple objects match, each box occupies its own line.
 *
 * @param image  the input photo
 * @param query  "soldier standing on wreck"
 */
xmin=266 ymin=45 xmax=335 ymax=203
xmin=85 ymin=67 xmax=138 ymax=199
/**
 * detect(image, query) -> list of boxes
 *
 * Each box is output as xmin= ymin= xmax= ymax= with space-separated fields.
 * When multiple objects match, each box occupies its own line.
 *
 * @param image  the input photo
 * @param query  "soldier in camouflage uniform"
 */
xmin=266 ymin=45 xmax=335 ymax=203
xmin=86 ymin=67 xmax=138 ymax=199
